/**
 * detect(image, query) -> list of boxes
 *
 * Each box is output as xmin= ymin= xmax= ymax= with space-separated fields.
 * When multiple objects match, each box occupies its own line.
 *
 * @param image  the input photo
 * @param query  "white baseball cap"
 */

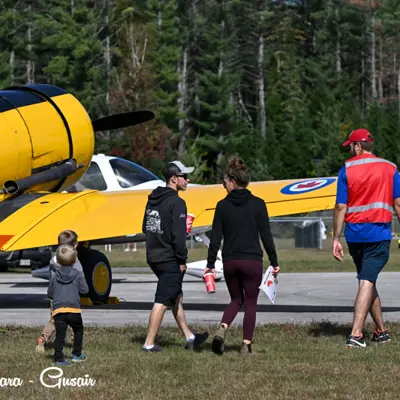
xmin=170 ymin=161 xmax=194 ymax=174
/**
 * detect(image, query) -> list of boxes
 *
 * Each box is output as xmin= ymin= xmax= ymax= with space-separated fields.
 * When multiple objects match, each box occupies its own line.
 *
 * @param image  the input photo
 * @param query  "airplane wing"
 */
xmin=0 ymin=177 xmax=337 ymax=251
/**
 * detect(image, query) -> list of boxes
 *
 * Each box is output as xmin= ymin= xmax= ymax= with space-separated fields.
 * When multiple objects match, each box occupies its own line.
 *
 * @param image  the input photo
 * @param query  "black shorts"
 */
xmin=149 ymin=262 xmax=184 ymax=307
xmin=347 ymin=240 xmax=390 ymax=282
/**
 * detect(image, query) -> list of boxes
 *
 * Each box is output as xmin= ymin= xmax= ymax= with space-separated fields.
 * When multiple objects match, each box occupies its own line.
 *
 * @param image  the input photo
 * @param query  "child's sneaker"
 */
xmin=36 ymin=336 xmax=46 ymax=353
xmin=55 ymin=359 xmax=71 ymax=367
xmin=71 ymin=353 xmax=87 ymax=362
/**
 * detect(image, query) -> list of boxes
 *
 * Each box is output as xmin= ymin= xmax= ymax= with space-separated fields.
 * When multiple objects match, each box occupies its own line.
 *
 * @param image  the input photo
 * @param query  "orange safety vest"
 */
xmin=345 ymin=154 xmax=396 ymax=224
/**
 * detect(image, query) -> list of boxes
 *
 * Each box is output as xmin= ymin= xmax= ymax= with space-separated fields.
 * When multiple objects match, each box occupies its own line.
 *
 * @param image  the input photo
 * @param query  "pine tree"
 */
xmin=188 ymin=0 xmax=251 ymax=181
xmin=35 ymin=1 xmax=105 ymax=116
xmin=107 ymin=0 xmax=175 ymax=174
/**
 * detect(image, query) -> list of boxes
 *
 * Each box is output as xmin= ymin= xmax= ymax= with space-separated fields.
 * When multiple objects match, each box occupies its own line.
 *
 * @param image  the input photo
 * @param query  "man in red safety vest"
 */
xmin=333 ymin=128 xmax=400 ymax=348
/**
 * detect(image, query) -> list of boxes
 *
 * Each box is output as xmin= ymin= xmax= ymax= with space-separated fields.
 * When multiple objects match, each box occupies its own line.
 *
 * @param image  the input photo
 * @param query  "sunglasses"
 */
xmin=176 ymin=174 xmax=188 ymax=180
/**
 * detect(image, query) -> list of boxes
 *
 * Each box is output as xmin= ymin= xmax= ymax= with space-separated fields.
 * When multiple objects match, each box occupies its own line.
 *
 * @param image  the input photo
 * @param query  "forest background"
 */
xmin=1 ymin=0 xmax=399 ymax=183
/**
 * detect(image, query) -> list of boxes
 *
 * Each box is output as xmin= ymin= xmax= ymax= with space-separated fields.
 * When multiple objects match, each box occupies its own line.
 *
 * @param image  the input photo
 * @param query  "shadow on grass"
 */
xmin=308 ymin=321 xmax=352 ymax=338
xmin=308 ymin=321 xmax=376 ymax=340
xmin=211 ymin=343 xmax=242 ymax=354
xmin=129 ymin=332 xmax=242 ymax=353
xmin=130 ymin=333 xmax=189 ymax=350
xmin=43 ymin=340 xmax=74 ymax=352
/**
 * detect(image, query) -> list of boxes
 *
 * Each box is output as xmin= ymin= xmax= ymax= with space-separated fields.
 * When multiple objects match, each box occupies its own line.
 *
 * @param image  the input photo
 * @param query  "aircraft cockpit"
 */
xmin=67 ymin=154 xmax=165 ymax=192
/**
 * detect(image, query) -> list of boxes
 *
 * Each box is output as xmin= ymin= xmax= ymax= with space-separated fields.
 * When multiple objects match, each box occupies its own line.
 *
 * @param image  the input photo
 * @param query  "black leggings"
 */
xmin=221 ymin=259 xmax=263 ymax=341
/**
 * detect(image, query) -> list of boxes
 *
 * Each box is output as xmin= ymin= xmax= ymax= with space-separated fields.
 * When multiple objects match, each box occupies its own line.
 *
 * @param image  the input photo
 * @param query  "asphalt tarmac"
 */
xmin=1 ymin=272 xmax=400 ymax=328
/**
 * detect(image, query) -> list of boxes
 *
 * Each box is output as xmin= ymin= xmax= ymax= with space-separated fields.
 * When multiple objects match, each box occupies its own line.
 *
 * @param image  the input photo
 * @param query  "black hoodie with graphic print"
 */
xmin=206 ymin=189 xmax=278 ymax=268
xmin=142 ymin=186 xmax=188 ymax=265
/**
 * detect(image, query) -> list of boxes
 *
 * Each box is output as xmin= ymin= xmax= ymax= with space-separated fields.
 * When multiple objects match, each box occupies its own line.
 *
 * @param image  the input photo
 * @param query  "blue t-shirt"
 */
xmin=336 ymin=165 xmax=400 ymax=242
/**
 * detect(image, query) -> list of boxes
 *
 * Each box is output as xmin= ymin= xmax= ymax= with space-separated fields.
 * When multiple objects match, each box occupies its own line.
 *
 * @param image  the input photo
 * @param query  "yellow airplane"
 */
xmin=0 ymin=84 xmax=337 ymax=303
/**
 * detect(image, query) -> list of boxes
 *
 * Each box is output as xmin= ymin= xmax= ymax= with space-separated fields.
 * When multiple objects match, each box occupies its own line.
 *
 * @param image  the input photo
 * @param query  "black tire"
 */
xmin=78 ymin=248 xmax=112 ymax=303
xmin=0 ymin=254 xmax=8 ymax=272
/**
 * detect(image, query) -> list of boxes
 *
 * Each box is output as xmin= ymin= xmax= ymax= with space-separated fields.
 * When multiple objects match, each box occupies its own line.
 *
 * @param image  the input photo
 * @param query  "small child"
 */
xmin=36 ymin=230 xmax=83 ymax=352
xmin=47 ymin=244 xmax=89 ymax=366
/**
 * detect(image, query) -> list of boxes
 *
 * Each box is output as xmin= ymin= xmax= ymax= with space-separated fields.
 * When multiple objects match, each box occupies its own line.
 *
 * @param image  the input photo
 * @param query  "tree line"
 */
xmin=1 ymin=0 xmax=399 ymax=183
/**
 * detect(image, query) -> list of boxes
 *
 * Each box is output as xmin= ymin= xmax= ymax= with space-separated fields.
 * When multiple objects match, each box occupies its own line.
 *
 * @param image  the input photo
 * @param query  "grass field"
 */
xmin=90 ymin=239 xmax=400 ymax=273
xmin=1 ymin=322 xmax=400 ymax=399
xmin=3 ymin=238 xmax=400 ymax=398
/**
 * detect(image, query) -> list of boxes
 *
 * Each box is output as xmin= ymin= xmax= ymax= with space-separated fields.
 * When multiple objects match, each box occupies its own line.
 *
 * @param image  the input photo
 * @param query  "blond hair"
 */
xmin=56 ymin=244 xmax=77 ymax=266
xmin=58 ymin=230 xmax=78 ymax=246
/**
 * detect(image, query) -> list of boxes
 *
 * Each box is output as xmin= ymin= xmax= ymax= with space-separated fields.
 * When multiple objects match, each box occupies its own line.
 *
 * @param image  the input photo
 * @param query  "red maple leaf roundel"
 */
xmin=297 ymin=181 xmax=320 ymax=189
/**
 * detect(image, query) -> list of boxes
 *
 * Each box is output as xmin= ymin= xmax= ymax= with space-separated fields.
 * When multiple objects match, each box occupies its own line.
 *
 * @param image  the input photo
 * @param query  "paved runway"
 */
xmin=1 ymin=272 xmax=400 ymax=327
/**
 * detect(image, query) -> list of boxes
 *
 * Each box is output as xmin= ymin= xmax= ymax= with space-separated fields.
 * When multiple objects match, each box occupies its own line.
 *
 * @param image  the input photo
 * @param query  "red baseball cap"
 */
xmin=342 ymin=128 xmax=374 ymax=147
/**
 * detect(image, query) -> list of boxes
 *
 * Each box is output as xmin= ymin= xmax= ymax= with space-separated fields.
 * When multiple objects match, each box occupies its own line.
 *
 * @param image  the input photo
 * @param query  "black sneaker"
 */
xmin=142 ymin=344 xmax=163 ymax=352
xmin=185 ymin=332 xmax=209 ymax=351
xmin=372 ymin=330 xmax=391 ymax=344
xmin=345 ymin=334 xmax=367 ymax=348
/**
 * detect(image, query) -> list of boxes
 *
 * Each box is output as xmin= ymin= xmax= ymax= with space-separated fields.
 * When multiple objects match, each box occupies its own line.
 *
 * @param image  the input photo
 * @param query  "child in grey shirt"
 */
xmin=48 ymin=244 xmax=89 ymax=366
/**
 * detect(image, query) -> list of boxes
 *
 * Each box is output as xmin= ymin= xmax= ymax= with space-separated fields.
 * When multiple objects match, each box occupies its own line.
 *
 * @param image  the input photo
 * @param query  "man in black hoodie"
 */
xmin=142 ymin=161 xmax=208 ymax=352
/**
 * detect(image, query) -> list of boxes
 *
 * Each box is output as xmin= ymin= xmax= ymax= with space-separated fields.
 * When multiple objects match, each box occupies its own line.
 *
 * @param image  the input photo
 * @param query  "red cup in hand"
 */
xmin=203 ymin=272 xmax=216 ymax=294
xmin=186 ymin=213 xmax=195 ymax=234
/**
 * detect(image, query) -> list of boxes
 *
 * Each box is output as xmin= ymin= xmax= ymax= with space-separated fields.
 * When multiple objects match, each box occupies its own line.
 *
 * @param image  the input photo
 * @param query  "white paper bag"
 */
xmin=259 ymin=266 xmax=278 ymax=304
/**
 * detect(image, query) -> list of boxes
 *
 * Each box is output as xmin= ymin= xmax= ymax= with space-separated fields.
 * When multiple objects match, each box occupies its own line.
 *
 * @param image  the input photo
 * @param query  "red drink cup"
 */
xmin=203 ymin=272 xmax=216 ymax=294
xmin=186 ymin=213 xmax=195 ymax=234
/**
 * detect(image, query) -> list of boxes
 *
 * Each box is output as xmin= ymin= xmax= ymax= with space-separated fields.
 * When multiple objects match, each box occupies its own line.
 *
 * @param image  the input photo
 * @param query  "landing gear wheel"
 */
xmin=0 ymin=259 xmax=8 ymax=272
xmin=78 ymin=248 xmax=112 ymax=303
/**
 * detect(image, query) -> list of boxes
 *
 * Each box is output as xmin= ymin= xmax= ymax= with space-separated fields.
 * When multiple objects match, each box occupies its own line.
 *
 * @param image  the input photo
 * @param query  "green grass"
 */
xmin=92 ymin=239 xmax=400 ymax=273
xmin=1 ymin=323 xmax=400 ymax=399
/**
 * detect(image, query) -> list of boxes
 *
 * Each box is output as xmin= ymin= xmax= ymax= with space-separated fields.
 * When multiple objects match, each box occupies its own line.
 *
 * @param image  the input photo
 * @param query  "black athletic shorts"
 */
xmin=149 ymin=262 xmax=184 ymax=307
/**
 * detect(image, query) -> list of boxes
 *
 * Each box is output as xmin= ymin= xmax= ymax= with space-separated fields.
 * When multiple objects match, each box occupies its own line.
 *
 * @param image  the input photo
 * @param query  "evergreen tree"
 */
xmin=0 ymin=0 xmax=399 ymax=182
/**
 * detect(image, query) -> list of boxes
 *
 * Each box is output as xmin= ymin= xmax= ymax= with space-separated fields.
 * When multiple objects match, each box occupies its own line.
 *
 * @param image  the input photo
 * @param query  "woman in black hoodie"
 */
xmin=204 ymin=157 xmax=280 ymax=355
